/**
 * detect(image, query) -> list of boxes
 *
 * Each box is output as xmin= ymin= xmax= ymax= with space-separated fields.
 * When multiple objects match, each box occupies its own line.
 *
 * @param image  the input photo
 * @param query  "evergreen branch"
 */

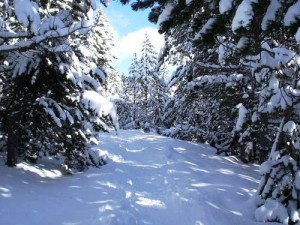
xmin=0 ymin=21 xmax=90 ymax=53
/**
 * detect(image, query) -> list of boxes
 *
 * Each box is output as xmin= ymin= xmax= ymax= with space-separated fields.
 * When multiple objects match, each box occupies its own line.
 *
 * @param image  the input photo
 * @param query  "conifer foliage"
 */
xmin=118 ymin=0 xmax=300 ymax=223
xmin=0 ymin=0 xmax=117 ymax=172
xmin=121 ymin=34 xmax=167 ymax=131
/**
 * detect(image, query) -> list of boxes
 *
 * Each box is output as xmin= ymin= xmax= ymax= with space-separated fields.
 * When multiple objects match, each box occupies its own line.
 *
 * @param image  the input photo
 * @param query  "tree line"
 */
xmin=117 ymin=1 xmax=300 ymax=224
xmin=2 ymin=0 xmax=300 ymax=223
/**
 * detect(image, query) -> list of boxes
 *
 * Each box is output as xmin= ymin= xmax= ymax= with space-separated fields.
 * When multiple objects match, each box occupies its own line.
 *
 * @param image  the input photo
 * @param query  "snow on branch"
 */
xmin=261 ymin=0 xmax=281 ymax=31
xmin=0 ymin=20 xmax=91 ymax=53
xmin=284 ymin=1 xmax=300 ymax=27
xmin=14 ymin=0 xmax=41 ymax=35
xmin=232 ymin=0 xmax=258 ymax=33
xmin=36 ymin=97 xmax=75 ymax=127
xmin=194 ymin=18 xmax=217 ymax=40
xmin=81 ymin=90 xmax=119 ymax=130
xmin=219 ymin=0 xmax=234 ymax=14
xmin=188 ymin=73 xmax=245 ymax=90
xmin=0 ymin=31 xmax=31 ymax=39
xmin=235 ymin=103 xmax=248 ymax=132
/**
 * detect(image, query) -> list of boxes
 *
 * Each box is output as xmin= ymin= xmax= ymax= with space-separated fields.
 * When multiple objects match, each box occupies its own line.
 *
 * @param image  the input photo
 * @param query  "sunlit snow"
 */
xmin=0 ymin=130 xmax=279 ymax=225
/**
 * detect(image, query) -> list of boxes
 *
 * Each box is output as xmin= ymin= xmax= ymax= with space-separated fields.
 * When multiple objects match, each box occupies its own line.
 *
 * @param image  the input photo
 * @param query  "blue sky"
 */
xmin=102 ymin=1 xmax=164 ymax=75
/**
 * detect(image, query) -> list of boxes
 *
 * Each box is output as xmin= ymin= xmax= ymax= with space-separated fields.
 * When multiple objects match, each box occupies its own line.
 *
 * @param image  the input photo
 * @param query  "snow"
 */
xmin=82 ymin=90 xmax=119 ymax=130
xmin=295 ymin=171 xmax=300 ymax=189
xmin=289 ymin=201 xmax=300 ymax=223
xmin=268 ymin=77 xmax=279 ymax=91
xmin=273 ymin=47 xmax=295 ymax=64
xmin=44 ymin=107 xmax=62 ymax=127
xmin=251 ymin=112 xmax=258 ymax=123
xmin=217 ymin=36 xmax=233 ymax=65
xmin=283 ymin=120 xmax=296 ymax=135
xmin=235 ymin=103 xmax=248 ymax=132
xmin=295 ymin=27 xmax=300 ymax=42
xmin=219 ymin=0 xmax=234 ymax=14
xmin=218 ymin=45 xmax=226 ymax=65
xmin=14 ymin=0 xmax=41 ymax=34
xmin=261 ymin=0 xmax=281 ymax=31
xmin=232 ymin=0 xmax=258 ymax=33
xmin=157 ymin=3 xmax=174 ymax=25
xmin=37 ymin=97 xmax=71 ymax=127
xmin=0 ymin=20 xmax=90 ymax=53
xmin=265 ymin=87 xmax=293 ymax=113
xmin=255 ymin=199 xmax=289 ymax=225
xmin=194 ymin=18 xmax=217 ymax=40
xmin=284 ymin=1 xmax=300 ymax=26
xmin=259 ymin=160 xmax=272 ymax=175
xmin=0 ymin=130 xmax=279 ymax=225
xmin=236 ymin=36 xmax=250 ymax=50
xmin=288 ymin=85 xmax=300 ymax=97
xmin=39 ymin=16 xmax=65 ymax=35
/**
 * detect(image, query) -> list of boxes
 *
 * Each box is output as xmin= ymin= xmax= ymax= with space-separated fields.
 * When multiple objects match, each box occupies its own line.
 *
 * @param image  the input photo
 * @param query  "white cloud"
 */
xmin=113 ymin=27 xmax=164 ymax=63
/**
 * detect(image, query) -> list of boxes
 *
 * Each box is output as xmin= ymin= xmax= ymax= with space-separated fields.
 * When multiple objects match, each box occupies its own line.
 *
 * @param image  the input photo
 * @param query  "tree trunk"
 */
xmin=258 ymin=114 xmax=291 ymax=195
xmin=6 ymin=114 xmax=19 ymax=167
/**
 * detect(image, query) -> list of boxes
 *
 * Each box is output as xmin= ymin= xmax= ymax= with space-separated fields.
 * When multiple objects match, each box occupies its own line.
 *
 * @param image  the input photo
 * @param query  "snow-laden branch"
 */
xmin=0 ymin=20 xmax=90 ymax=53
xmin=188 ymin=73 xmax=245 ymax=89
xmin=0 ymin=31 xmax=31 ymax=39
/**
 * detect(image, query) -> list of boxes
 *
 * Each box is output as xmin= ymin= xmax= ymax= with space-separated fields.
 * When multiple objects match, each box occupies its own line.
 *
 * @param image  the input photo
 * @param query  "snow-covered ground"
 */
xmin=0 ymin=130 xmax=278 ymax=225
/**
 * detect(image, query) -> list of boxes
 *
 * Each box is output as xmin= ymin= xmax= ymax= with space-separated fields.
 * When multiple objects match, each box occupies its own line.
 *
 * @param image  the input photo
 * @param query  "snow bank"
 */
xmin=255 ymin=199 xmax=289 ymax=225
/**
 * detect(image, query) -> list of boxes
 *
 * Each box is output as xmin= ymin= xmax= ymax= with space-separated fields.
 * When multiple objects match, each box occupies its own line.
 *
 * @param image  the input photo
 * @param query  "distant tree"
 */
xmin=121 ymin=34 xmax=167 ymax=130
xmin=117 ymin=0 xmax=300 ymax=223
xmin=128 ymin=53 xmax=141 ymax=128
xmin=139 ymin=33 xmax=164 ymax=129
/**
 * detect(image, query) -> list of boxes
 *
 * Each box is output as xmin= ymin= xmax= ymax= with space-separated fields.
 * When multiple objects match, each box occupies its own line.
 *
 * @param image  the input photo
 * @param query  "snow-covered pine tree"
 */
xmin=139 ymin=33 xmax=166 ymax=130
xmin=117 ymin=0 xmax=300 ymax=222
xmin=75 ymin=5 xmax=119 ymax=136
xmin=102 ymin=69 xmax=124 ymax=132
xmin=86 ymin=7 xmax=115 ymax=69
xmin=0 ymin=0 xmax=117 ymax=172
xmin=125 ymin=53 xmax=141 ymax=128
xmin=121 ymin=34 xmax=167 ymax=131
xmin=144 ymin=1 xmax=250 ymax=153
xmin=118 ymin=75 xmax=137 ymax=129
xmin=104 ymin=69 xmax=124 ymax=101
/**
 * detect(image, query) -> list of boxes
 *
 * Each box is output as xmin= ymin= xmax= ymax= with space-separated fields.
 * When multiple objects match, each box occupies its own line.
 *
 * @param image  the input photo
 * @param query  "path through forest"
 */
xmin=0 ymin=130 xmax=277 ymax=225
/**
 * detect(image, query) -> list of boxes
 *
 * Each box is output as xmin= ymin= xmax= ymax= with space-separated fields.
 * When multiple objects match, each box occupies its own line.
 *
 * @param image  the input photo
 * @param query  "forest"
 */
xmin=1 ymin=0 xmax=300 ymax=224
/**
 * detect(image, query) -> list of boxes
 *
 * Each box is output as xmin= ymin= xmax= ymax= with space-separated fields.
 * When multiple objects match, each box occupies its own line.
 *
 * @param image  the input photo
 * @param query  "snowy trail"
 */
xmin=0 ymin=130 xmax=277 ymax=225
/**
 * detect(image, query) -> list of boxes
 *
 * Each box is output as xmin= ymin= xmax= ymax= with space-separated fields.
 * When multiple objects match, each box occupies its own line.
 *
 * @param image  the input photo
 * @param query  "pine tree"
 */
xmin=122 ymin=34 xmax=167 ymax=131
xmin=117 ymin=0 xmax=300 ymax=222
xmin=87 ymin=7 xmax=115 ymax=69
xmin=128 ymin=53 xmax=141 ymax=128
xmin=0 ymin=0 xmax=117 ymax=172
xmin=139 ymin=33 xmax=160 ymax=128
